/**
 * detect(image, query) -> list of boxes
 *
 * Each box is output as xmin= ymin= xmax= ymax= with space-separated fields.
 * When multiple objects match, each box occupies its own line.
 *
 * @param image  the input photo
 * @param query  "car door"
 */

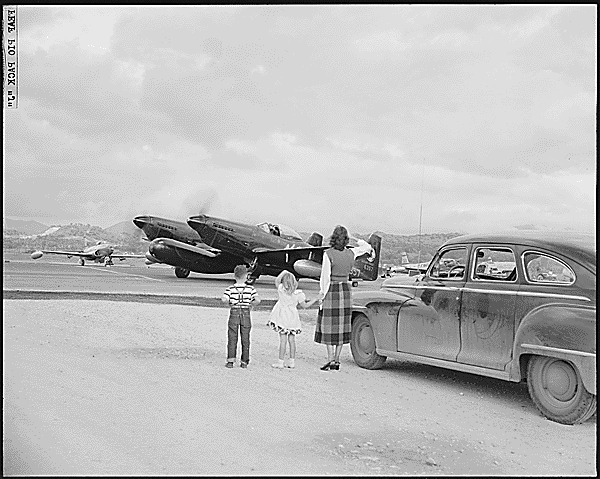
xmin=396 ymin=246 xmax=468 ymax=361
xmin=458 ymin=245 xmax=518 ymax=370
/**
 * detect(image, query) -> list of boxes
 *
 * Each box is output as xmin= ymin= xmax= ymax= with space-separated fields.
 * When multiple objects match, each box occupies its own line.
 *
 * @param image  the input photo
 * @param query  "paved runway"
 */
xmin=3 ymin=252 xmax=384 ymax=307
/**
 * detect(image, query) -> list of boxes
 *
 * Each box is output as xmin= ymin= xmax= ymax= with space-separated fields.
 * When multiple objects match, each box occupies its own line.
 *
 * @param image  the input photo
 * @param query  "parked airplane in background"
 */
xmin=31 ymin=241 xmax=145 ymax=266
xmin=398 ymin=251 xmax=431 ymax=275
xmin=133 ymin=214 xmax=381 ymax=284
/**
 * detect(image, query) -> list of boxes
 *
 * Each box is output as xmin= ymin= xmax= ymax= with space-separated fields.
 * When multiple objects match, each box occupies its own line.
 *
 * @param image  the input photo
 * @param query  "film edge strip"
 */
xmin=3 ymin=5 xmax=18 ymax=109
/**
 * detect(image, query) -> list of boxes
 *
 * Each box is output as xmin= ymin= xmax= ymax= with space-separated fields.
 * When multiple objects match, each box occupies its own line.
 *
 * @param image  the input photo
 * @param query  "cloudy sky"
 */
xmin=4 ymin=5 xmax=596 ymax=236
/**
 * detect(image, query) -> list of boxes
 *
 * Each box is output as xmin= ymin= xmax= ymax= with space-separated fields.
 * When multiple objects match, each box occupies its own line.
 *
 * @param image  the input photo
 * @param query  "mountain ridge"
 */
xmin=3 ymin=218 xmax=462 ymax=263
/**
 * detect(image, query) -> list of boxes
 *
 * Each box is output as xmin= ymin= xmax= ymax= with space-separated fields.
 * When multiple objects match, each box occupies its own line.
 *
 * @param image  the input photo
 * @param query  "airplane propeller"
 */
xmin=198 ymin=191 xmax=218 ymax=216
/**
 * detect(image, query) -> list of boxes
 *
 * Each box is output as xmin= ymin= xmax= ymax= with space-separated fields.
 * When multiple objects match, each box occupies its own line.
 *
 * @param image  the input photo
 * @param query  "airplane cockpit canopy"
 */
xmin=256 ymin=222 xmax=303 ymax=241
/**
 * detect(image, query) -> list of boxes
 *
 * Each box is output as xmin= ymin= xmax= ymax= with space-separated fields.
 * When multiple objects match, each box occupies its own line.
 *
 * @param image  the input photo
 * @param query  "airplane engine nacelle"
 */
xmin=293 ymin=259 xmax=322 ymax=279
xmin=31 ymin=251 xmax=43 ymax=260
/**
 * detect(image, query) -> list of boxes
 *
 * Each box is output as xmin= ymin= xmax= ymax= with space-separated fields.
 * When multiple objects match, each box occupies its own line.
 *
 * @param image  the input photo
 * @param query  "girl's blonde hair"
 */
xmin=275 ymin=270 xmax=298 ymax=295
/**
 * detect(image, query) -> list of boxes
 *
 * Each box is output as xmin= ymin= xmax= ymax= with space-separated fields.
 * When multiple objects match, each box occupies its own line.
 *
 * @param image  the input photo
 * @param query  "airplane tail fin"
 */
xmin=353 ymin=233 xmax=382 ymax=281
xmin=306 ymin=232 xmax=323 ymax=246
xmin=401 ymin=252 xmax=409 ymax=264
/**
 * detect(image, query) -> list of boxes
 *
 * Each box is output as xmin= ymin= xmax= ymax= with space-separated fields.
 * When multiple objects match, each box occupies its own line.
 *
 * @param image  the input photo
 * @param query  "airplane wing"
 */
xmin=253 ymin=245 xmax=328 ymax=255
xmin=253 ymin=245 xmax=328 ymax=268
xmin=109 ymin=253 xmax=147 ymax=259
xmin=151 ymin=237 xmax=220 ymax=258
xmin=33 ymin=250 xmax=91 ymax=257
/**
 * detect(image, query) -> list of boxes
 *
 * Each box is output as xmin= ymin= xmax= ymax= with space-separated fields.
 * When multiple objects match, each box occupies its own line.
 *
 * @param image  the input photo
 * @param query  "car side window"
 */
xmin=522 ymin=251 xmax=576 ymax=285
xmin=429 ymin=247 xmax=467 ymax=280
xmin=472 ymin=247 xmax=517 ymax=282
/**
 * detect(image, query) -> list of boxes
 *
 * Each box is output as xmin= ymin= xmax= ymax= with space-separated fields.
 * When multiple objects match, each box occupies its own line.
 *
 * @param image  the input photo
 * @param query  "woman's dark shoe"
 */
xmin=331 ymin=361 xmax=340 ymax=371
xmin=320 ymin=361 xmax=334 ymax=371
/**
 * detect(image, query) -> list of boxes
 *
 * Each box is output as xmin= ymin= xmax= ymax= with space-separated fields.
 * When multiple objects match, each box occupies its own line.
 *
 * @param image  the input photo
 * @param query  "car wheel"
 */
xmin=174 ymin=267 xmax=190 ymax=278
xmin=350 ymin=314 xmax=386 ymax=370
xmin=527 ymin=355 xmax=597 ymax=425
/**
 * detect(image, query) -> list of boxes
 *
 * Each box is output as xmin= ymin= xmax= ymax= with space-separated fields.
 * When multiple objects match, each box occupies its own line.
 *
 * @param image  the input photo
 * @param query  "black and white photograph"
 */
xmin=3 ymin=4 xmax=596 ymax=476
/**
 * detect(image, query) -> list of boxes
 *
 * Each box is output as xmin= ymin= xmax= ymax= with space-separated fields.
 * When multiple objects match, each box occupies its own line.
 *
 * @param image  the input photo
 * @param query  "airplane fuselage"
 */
xmin=133 ymin=214 xmax=381 ymax=282
xmin=187 ymin=215 xmax=324 ymax=279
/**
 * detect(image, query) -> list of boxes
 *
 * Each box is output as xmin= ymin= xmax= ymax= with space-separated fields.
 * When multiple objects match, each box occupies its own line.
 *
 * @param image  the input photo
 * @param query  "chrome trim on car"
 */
xmin=520 ymin=343 xmax=596 ymax=358
xmin=385 ymin=284 xmax=461 ymax=291
xmin=462 ymin=288 xmax=518 ymax=295
xmin=385 ymin=285 xmax=591 ymax=302
xmin=516 ymin=291 xmax=591 ymax=302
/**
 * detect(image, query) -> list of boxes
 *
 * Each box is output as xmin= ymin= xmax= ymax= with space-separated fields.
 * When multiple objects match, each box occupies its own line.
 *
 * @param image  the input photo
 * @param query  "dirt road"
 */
xmin=4 ymin=300 xmax=596 ymax=475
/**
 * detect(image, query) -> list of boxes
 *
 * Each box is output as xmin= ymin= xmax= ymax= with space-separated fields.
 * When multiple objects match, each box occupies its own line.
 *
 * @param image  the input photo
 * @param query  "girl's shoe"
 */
xmin=320 ymin=361 xmax=334 ymax=371
xmin=272 ymin=359 xmax=285 ymax=369
xmin=331 ymin=361 xmax=340 ymax=371
xmin=285 ymin=359 xmax=295 ymax=369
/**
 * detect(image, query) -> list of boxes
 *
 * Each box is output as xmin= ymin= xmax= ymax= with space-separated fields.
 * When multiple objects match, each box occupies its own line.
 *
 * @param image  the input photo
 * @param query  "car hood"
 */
xmin=381 ymin=274 xmax=423 ymax=289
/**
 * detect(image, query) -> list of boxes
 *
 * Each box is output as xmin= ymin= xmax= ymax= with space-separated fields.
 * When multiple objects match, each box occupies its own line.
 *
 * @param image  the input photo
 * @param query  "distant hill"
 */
xmin=354 ymin=231 xmax=464 ymax=266
xmin=3 ymin=221 xmax=146 ymax=254
xmin=3 ymin=217 xmax=463 ymax=264
xmin=3 ymin=218 xmax=49 ymax=235
xmin=105 ymin=220 xmax=139 ymax=237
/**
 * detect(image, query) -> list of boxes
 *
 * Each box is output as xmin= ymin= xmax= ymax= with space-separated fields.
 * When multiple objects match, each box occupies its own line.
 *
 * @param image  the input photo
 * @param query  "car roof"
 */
xmin=444 ymin=232 xmax=596 ymax=273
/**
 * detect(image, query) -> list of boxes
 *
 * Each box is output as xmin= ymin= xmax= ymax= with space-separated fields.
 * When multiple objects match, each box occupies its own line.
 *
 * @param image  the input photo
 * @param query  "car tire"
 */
xmin=174 ymin=267 xmax=190 ymax=278
xmin=350 ymin=314 xmax=386 ymax=370
xmin=527 ymin=355 xmax=597 ymax=425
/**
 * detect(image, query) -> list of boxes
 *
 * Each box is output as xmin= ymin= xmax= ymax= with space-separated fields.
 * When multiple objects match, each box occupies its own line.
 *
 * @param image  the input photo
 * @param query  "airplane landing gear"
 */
xmin=105 ymin=258 xmax=114 ymax=266
xmin=175 ymin=267 xmax=190 ymax=278
xmin=79 ymin=258 xmax=85 ymax=266
xmin=246 ymin=258 xmax=260 ymax=285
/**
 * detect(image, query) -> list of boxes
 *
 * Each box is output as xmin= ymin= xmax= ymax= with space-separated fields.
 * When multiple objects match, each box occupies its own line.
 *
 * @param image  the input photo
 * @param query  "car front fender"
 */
xmin=352 ymin=290 xmax=413 ymax=353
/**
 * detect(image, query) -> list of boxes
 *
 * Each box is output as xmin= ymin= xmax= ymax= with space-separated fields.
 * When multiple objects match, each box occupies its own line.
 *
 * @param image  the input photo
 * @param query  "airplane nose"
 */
xmin=133 ymin=215 xmax=151 ymax=229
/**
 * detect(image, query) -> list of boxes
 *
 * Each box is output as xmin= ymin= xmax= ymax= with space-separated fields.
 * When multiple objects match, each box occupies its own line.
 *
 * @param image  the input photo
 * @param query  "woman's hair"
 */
xmin=275 ymin=270 xmax=298 ymax=294
xmin=329 ymin=225 xmax=350 ymax=251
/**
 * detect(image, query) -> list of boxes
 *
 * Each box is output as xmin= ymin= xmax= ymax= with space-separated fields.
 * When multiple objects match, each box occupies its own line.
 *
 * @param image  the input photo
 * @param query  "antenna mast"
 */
xmin=417 ymin=158 xmax=425 ymax=264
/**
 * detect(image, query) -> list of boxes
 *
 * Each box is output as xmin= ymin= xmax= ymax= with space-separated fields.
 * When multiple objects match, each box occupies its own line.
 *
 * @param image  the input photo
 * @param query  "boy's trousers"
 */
xmin=227 ymin=307 xmax=252 ymax=364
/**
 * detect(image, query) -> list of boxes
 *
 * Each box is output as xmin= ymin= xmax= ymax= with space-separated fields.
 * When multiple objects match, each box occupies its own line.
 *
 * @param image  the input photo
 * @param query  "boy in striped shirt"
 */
xmin=221 ymin=265 xmax=260 ymax=368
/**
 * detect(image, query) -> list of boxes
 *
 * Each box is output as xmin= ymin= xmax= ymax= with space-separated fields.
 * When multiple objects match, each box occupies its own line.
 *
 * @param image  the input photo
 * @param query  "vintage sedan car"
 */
xmin=350 ymin=232 xmax=596 ymax=425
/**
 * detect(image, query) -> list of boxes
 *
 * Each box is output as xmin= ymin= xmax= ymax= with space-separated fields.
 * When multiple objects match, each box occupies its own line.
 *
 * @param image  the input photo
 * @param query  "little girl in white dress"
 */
xmin=267 ymin=270 xmax=317 ymax=369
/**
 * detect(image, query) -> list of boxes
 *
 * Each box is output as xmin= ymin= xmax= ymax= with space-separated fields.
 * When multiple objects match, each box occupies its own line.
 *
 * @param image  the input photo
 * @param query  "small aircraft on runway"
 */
xmin=398 ymin=251 xmax=431 ymax=276
xmin=30 ymin=241 xmax=145 ymax=266
xmin=133 ymin=214 xmax=381 ymax=284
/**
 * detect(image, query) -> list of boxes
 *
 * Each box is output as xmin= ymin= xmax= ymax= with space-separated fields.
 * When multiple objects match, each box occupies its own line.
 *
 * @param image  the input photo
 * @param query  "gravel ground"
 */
xmin=4 ymin=299 xmax=596 ymax=476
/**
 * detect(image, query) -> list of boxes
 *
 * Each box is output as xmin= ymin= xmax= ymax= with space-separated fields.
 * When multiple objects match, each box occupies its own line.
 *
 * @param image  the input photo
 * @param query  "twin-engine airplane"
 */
xmin=133 ymin=214 xmax=381 ymax=284
xmin=31 ymin=241 xmax=145 ymax=266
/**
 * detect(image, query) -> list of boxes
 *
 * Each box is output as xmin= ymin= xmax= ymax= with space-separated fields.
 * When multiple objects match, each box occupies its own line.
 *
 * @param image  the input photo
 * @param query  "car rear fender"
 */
xmin=352 ymin=290 xmax=413 ymax=353
xmin=512 ymin=304 xmax=596 ymax=394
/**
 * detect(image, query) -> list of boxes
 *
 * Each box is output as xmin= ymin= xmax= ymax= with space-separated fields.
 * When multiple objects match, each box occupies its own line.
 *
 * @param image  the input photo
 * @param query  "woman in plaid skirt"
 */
xmin=315 ymin=225 xmax=373 ymax=371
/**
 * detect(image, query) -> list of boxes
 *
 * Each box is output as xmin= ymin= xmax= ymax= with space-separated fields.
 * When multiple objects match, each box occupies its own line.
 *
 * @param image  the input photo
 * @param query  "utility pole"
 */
xmin=417 ymin=158 xmax=425 ymax=265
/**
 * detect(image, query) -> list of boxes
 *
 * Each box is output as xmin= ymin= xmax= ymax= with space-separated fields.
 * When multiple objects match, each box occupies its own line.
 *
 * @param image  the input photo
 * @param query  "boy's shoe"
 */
xmin=240 ymin=362 xmax=248 ymax=369
xmin=271 ymin=360 xmax=285 ymax=369
xmin=225 ymin=361 xmax=234 ymax=368
xmin=285 ymin=359 xmax=296 ymax=369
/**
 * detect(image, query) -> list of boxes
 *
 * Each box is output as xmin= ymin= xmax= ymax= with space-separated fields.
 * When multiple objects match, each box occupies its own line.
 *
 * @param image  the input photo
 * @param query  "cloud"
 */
xmin=5 ymin=6 xmax=595 ymax=234
xmin=354 ymin=30 xmax=412 ymax=52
